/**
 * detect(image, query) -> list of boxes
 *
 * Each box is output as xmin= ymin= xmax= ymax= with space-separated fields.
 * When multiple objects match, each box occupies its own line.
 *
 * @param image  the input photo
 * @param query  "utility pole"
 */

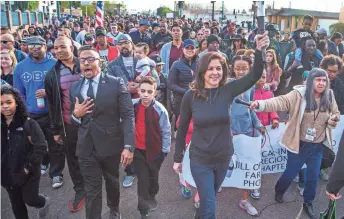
xmin=252 ymin=1 xmax=257 ymax=28
xmin=211 ymin=1 xmax=216 ymax=21
xmin=56 ymin=0 xmax=60 ymax=18
xmin=221 ymin=1 xmax=224 ymax=25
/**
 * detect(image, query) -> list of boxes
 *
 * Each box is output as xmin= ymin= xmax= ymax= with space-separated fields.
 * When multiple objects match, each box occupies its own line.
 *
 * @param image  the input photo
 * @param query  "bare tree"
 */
xmin=184 ymin=3 xmax=209 ymax=20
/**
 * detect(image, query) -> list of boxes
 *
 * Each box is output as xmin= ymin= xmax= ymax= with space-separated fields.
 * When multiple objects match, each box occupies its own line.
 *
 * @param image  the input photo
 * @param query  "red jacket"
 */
xmin=95 ymin=44 xmax=119 ymax=62
xmin=176 ymin=116 xmax=194 ymax=146
xmin=254 ymin=88 xmax=279 ymax=126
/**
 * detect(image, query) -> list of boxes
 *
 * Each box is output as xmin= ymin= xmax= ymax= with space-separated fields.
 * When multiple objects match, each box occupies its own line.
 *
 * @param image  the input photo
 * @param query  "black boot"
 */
xmin=275 ymin=193 xmax=284 ymax=203
xmin=303 ymin=203 xmax=317 ymax=219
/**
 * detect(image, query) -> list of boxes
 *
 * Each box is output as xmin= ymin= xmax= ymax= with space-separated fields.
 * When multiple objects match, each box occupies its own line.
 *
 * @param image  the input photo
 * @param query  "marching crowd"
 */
xmin=1 ymin=11 xmax=344 ymax=219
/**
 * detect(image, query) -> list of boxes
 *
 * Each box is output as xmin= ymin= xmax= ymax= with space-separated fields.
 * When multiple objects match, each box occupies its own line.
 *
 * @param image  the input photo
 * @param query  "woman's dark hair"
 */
xmin=1 ymin=86 xmax=28 ymax=124
xmin=230 ymin=55 xmax=252 ymax=77
xmin=211 ymin=27 xmax=220 ymax=35
xmin=199 ymin=39 xmax=207 ymax=50
xmin=43 ymin=31 xmax=52 ymax=39
xmin=330 ymin=32 xmax=343 ymax=42
xmin=190 ymin=52 xmax=228 ymax=100
xmin=320 ymin=54 xmax=343 ymax=72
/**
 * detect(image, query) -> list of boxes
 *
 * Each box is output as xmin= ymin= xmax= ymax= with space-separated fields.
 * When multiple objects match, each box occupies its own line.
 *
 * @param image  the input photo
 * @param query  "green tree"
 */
xmin=329 ymin=23 xmax=344 ymax=36
xmin=156 ymin=6 xmax=173 ymax=17
xmin=14 ymin=1 xmax=39 ymax=11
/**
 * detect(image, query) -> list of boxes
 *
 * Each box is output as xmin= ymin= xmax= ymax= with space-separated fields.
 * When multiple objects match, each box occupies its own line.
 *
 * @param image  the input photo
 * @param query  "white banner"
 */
xmin=181 ymin=116 xmax=344 ymax=189
xmin=182 ymin=135 xmax=262 ymax=189
xmin=332 ymin=115 xmax=344 ymax=154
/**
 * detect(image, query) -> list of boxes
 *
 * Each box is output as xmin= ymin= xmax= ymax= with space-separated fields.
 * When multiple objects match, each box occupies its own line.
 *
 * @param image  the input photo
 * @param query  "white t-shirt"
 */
xmin=99 ymin=49 xmax=109 ymax=66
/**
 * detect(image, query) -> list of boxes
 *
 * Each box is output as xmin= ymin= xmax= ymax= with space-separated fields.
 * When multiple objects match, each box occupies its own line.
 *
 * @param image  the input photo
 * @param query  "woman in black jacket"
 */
xmin=168 ymin=39 xmax=197 ymax=127
xmin=1 ymin=86 xmax=49 ymax=219
xmin=173 ymin=32 xmax=269 ymax=219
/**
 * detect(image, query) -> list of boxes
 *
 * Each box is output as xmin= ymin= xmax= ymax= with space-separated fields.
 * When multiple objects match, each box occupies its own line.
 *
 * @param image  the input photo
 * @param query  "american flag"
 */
xmin=96 ymin=1 xmax=104 ymax=27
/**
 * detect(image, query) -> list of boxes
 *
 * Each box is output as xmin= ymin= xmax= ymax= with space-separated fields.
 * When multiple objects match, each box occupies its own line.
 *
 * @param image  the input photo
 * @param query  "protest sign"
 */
xmin=332 ymin=115 xmax=344 ymax=154
xmin=182 ymin=135 xmax=262 ymax=189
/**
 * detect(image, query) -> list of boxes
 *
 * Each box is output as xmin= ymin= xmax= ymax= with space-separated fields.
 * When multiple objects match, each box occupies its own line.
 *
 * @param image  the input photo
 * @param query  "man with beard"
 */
xmin=94 ymin=29 xmax=119 ymax=66
xmin=69 ymin=48 xmax=135 ymax=219
xmin=44 ymin=37 xmax=86 ymax=212
xmin=160 ymin=24 xmax=183 ymax=76
xmin=151 ymin=21 xmax=172 ymax=51
xmin=107 ymin=34 xmax=152 ymax=188
xmin=13 ymin=36 xmax=60 ymax=189
xmin=0 ymin=33 xmax=27 ymax=62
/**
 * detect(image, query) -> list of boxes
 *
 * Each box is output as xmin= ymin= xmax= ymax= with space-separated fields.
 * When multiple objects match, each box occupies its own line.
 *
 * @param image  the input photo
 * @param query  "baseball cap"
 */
xmin=316 ymin=28 xmax=327 ymax=35
xmin=74 ymin=22 xmax=80 ymax=27
xmin=85 ymin=33 xmax=94 ymax=41
xmin=117 ymin=34 xmax=133 ymax=43
xmin=150 ymin=54 xmax=165 ymax=65
xmin=183 ymin=39 xmax=196 ymax=49
xmin=25 ymin=36 xmax=46 ymax=45
xmin=152 ymin=22 xmax=160 ymax=28
xmin=96 ymin=29 xmax=106 ymax=37
xmin=139 ymin=20 xmax=150 ymax=26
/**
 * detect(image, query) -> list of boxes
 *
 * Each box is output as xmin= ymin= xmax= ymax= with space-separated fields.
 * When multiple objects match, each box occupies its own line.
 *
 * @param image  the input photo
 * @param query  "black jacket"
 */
xmin=326 ymin=133 xmax=344 ymax=194
xmin=1 ymin=117 xmax=47 ymax=187
xmin=330 ymin=77 xmax=344 ymax=114
xmin=44 ymin=57 xmax=82 ymax=136
xmin=168 ymin=56 xmax=197 ymax=105
xmin=69 ymin=73 xmax=135 ymax=158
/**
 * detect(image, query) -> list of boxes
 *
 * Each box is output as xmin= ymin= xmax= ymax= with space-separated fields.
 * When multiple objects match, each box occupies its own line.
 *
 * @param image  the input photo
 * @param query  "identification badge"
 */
xmin=305 ymin=128 xmax=316 ymax=141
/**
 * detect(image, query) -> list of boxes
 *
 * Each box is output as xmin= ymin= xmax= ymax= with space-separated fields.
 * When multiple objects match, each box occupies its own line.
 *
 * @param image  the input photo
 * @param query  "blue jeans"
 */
xmin=190 ymin=160 xmax=229 ymax=219
xmin=299 ymin=168 xmax=306 ymax=188
xmin=275 ymin=141 xmax=324 ymax=204
xmin=295 ymin=48 xmax=323 ymax=62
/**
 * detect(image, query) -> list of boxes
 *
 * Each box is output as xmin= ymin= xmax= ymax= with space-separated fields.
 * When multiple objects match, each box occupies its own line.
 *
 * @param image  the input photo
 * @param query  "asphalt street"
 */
xmin=2 ymin=141 xmax=344 ymax=219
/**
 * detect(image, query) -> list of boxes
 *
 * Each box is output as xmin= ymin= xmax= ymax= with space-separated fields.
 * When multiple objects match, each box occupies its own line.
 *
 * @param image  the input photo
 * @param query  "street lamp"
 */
xmin=177 ymin=1 xmax=184 ymax=18
xmin=211 ymin=1 xmax=216 ymax=21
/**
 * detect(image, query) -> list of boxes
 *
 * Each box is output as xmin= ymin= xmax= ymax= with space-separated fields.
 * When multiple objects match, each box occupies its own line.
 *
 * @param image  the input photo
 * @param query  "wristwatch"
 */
xmin=124 ymin=145 xmax=135 ymax=152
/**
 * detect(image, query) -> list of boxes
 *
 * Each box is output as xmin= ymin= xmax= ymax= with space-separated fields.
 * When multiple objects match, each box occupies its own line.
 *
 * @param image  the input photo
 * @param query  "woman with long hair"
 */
xmin=173 ymin=33 xmax=269 ymax=219
xmin=0 ymin=50 xmax=17 ymax=86
xmin=265 ymin=49 xmax=282 ymax=92
xmin=249 ymin=68 xmax=340 ymax=219
xmin=1 ymin=86 xmax=49 ymax=219
xmin=197 ymin=39 xmax=208 ymax=54
xmin=226 ymin=34 xmax=246 ymax=65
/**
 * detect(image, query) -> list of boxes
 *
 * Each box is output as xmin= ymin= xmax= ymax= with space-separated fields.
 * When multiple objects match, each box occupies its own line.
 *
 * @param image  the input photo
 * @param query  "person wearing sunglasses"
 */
xmin=69 ymin=47 xmax=135 ymax=219
xmin=13 ymin=36 xmax=58 ymax=199
xmin=0 ymin=33 xmax=27 ymax=63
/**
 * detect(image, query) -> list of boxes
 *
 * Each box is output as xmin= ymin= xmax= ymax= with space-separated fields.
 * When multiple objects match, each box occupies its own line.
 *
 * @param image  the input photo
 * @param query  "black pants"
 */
xmin=64 ymin=122 xmax=85 ymax=193
xmin=78 ymin=150 xmax=121 ymax=219
xmin=124 ymin=164 xmax=135 ymax=176
xmin=5 ymin=167 xmax=45 ymax=219
xmin=30 ymin=113 xmax=64 ymax=178
xmin=133 ymin=149 xmax=164 ymax=214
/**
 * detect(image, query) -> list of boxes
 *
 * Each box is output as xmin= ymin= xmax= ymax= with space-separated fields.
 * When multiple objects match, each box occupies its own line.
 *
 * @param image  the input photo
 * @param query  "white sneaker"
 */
xmin=41 ymin=164 xmax=49 ymax=176
xmin=251 ymin=189 xmax=260 ymax=200
xmin=297 ymin=185 xmax=304 ymax=196
xmin=52 ymin=176 xmax=63 ymax=188
xmin=239 ymin=199 xmax=259 ymax=216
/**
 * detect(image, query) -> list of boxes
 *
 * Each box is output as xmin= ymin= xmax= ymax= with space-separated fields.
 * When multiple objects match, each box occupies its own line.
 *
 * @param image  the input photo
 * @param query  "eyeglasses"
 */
xmin=197 ymin=33 xmax=203 ymax=36
xmin=0 ymin=57 xmax=10 ymax=61
xmin=1 ymin=41 xmax=12 ymax=44
xmin=28 ymin=44 xmax=42 ymax=49
xmin=234 ymin=68 xmax=249 ymax=72
xmin=140 ymin=89 xmax=154 ymax=94
xmin=79 ymin=57 xmax=100 ymax=64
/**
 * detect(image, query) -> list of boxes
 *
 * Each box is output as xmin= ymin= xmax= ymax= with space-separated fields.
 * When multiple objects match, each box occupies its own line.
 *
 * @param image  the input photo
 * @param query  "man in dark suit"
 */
xmin=69 ymin=47 xmax=135 ymax=219
xmin=129 ymin=19 xmax=152 ymax=46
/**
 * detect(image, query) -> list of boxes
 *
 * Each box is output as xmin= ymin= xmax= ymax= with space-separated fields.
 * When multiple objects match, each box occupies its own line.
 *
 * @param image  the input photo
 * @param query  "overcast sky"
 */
xmin=121 ymin=0 xmax=343 ymax=13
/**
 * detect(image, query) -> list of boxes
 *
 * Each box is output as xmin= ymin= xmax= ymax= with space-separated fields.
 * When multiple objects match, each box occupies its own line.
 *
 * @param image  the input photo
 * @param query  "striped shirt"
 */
xmin=60 ymin=64 xmax=82 ymax=124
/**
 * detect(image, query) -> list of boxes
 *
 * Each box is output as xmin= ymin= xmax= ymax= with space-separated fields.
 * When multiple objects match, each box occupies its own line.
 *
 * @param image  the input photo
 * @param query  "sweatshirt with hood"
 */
xmin=14 ymin=54 xmax=57 ymax=114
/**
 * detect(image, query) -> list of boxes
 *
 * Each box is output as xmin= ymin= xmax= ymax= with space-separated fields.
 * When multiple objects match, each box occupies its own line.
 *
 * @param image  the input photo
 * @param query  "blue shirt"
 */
xmin=14 ymin=54 xmax=57 ymax=114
